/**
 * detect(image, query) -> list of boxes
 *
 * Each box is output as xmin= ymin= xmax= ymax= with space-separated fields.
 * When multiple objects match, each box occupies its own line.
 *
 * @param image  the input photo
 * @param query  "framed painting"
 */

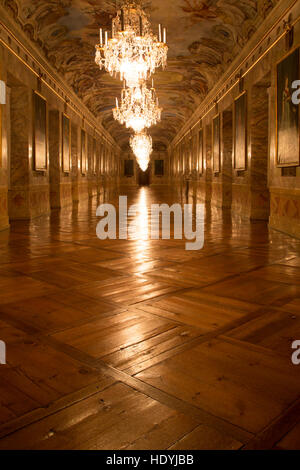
xmin=62 ymin=114 xmax=70 ymax=173
xmin=33 ymin=91 xmax=47 ymax=171
xmin=81 ymin=129 xmax=87 ymax=175
xmin=192 ymin=134 xmax=197 ymax=170
xmin=0 ymin=103 xmax=2 ymax=168
xmin=198 ymin=128 xmax=203 ymax=174
xmin=99 ymin=142 xmax=102 ymax=174
xmin=276 ymin=48 xmax=300 ymax=167
xmin=100 ymin=143 xmax=105 ymax=174
xmin=107 ymin=149 xmax=111 ymax=174
xmin=180 ymin=143 xmax=183 ymax=172
xmin=184 ymin=138 xmax=188 ymax=172
xmin=189 ymin=135 xmax=193 ymax=172
xmin=124 ymin=159 xmax=134 ymax=177
xmin=234 ymin=92 xmax=247 ymax=171
xmin=213 ymin=114 xmax=220 ymax=173
xmin=103 ymin=146 xmax=107 ymax=174
xmin=155 ymin=159 xmax=164 ymax=176
xmin=93 ymin=138 xmax=97 ymax=175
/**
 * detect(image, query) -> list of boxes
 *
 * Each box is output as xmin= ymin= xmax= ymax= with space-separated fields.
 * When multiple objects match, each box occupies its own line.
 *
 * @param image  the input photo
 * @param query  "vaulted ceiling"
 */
xmin=2 ymin=0 xmax=278 ymax=148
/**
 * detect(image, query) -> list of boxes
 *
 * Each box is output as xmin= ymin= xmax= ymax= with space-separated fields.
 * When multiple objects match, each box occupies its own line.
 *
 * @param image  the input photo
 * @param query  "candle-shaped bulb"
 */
xmin=163 ymin=28 xmax=167 ymax=44
xmin=100 ymin=28 xmax=103 ymax=46
xmin=121 ymin=8 xmax=125 ymax=31
xmin=158 ymin=24 xmax=162 ymax=42
xmin=152 ymin=78 xmax=154 ymax=89
xmin=105 ymin=31 xmax=108 ymax=46
xmin=139 ymin=16 xmax=143 ymax=36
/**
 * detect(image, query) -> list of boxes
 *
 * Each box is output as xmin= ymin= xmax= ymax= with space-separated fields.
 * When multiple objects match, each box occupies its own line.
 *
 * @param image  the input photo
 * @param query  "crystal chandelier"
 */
xmin=130 ymin=131 xmax=152 ymax=171
xmin=113 ymin=82 xmax=162 ymax=133
xmin=95 ymin=1 xmax=168 ymax=88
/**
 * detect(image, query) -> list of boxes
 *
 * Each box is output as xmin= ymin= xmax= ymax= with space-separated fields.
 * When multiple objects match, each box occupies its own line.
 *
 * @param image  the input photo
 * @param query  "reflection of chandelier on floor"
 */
xmin=130 ymin=131 xmax=153 ymax=172
xmin=113 ymin=82 xmax=162 ymax=133
xmin=95 ymin=2 xmax=168 ymax=88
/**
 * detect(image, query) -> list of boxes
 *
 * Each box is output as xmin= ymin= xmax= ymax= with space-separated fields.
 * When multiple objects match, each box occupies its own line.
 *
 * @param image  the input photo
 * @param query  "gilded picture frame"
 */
xmin=62 ymin=113 xmax=71 ymax=173
xmin=155 ymin=159 xmax=164 ymax=176
xmin=0 ymin=103 xmax=2 ymax=168
xmin=198 ymin=128 xmax=203 ymax=174
xmin=93 ymin=138 xmax=97 ymax=175
xmin=276 ymin=47 xmax=300 ymax=167
xmin=234 ymin=91 xmax=247 ymax=171
xmin=33 ymin=91 xmax=47 ymax=172
xmin=81 ymin=129 xmax=87 ymax=175
xmin=212 ymin=114 xmax=220 ymax=173
xmin=124 ymin=159 xmax=134 ymax=177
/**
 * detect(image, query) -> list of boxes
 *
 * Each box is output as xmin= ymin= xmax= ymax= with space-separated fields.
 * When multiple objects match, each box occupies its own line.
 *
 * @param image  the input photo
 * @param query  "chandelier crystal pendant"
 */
xmin=130 ymin=131 xmax=153 ymax=171
xmin=95 ymin=1 xmax=168 ymax=88
xmin=113 ymin=82 xmax=162 ymax=133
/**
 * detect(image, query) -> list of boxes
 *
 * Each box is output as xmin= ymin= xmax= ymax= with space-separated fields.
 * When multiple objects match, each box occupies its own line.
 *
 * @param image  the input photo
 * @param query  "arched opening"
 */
xmin=138 ymin=165 xmax=151 ymax=186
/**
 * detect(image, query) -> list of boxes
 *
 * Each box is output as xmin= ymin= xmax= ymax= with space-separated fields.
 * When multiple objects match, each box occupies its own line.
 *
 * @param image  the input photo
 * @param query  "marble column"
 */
xmin=98 ymin=141 xmax=105 ymax=202
xmin=8 ymin=85 xmax=31 ymax=219
xmin=78 ymin=130 xmax=88 ymax=201
xmin=71 ymin=122 xmax=79 ymax=204
xmin=250 ymin=81 xmax=270 ymax=220
xmin=49 ymin=110 xmax=60 ymax=208
xmin=0 ymin=86 xmax=9 ymax=231
xmin=211 ymin=110 xmax=233 ymax=209
xmin=49 ymin=110 xmax=72 ymax=209
xmin=222 ymin=109 xmax=233 ymax=209
xmin=88 ymin=135 xmax=97 ymax=199
xmin=8 ymin=83 xmax=51 ymax=220
xmin=49 ymin=110 xmax=71 ymax=209
xmin=96 ymin=139 xmax=101 ymax=197
xmin=205 ymin=124 xmax=212 ymax=203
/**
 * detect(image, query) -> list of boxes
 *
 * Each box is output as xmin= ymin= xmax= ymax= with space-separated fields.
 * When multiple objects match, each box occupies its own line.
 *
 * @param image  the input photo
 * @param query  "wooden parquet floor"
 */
xmin=0 ymin=186 xmax=300 ymax=450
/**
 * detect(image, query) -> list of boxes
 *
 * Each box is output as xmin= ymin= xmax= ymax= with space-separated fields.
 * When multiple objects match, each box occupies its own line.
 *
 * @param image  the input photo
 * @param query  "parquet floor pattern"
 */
xmin=0 ymin=186 xmax=300 ymax=449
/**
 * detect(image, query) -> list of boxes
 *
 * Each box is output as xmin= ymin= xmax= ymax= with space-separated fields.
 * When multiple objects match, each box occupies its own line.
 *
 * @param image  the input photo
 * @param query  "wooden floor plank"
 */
xmin=0 ymin=186 xmax=300 ymax=449
xmin=226 ymin=306 xmax=300 ymax=358
xmin=202 ymin=273 xmax=300 ymax=308
xmin=168 ymin=424 xmax=242 ymax=450
xmin=0 ymin=321 xmax=109 ymax=424
xmin=277 ymin=421 xmax=300 ymax=450
xmin=135 ymin=337 xmax=300 ymax=434
xmin=137 ymin=290 xmax=260 ymax=330
xmin=0 ymin=383 xmax=200 ymax=450
xmin=52 ymin=310 xmax=180 ymax=359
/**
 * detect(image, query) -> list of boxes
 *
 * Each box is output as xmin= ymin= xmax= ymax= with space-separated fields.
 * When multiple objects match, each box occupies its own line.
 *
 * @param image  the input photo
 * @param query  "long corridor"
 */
xmin=0 ymin=186 xmax=300 ymax=450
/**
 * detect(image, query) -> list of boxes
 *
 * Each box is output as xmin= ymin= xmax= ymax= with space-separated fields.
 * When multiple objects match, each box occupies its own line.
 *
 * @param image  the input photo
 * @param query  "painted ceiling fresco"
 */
xmin=2 ymin=0 xmax=278 ymax=147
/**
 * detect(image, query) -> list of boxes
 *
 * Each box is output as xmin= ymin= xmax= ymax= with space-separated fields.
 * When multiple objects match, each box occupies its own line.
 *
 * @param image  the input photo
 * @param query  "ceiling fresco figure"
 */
xmin=1 ymin=0 xmax=278 ymax=147
xmin=181 ymin=0 xmax=218 ymax=21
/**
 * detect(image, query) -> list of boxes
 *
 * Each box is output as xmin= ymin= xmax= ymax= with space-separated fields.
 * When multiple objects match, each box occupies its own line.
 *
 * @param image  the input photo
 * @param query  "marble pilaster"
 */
xmin=0 ymin=186 xmax=9 ymax=230
xmin=250 ymin=81 xmax=270 ymax=220
xmin=87 ymin=135 xmax=97 ymax=199
xmin=71 ymin=122 xmax=79 ymax=204
xmin=205 ymin=124 xmax=212 ymax=204
xmin=49 ymin=110 xmax=72 ymax=209
xmin=270 ymin=187 xmax=300 ymax=239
